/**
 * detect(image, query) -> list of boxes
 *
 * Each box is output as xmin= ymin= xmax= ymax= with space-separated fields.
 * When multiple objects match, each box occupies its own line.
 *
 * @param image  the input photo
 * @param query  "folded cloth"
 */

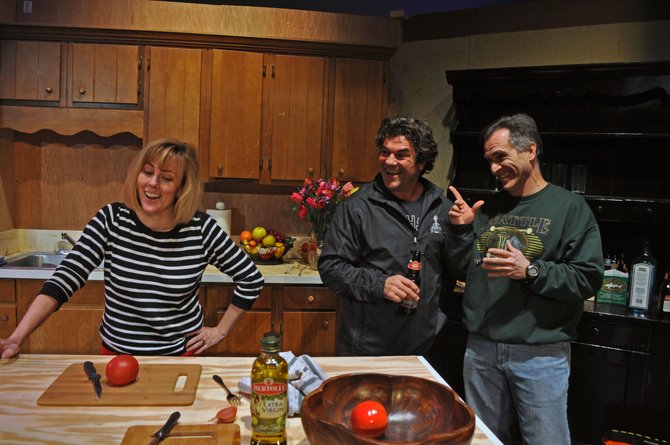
xmin=239 ymin=351 xmax=328 ymax=416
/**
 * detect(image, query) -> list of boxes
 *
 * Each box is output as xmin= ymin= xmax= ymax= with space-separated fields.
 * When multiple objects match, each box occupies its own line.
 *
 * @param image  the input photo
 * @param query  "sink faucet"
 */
xmin=61 ymin=232 xmax=77 ymax=248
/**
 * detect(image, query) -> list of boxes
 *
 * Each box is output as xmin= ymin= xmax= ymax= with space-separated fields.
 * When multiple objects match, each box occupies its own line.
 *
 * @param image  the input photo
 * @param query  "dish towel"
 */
xmin=238 ymin=351 xmax=328 ymax=416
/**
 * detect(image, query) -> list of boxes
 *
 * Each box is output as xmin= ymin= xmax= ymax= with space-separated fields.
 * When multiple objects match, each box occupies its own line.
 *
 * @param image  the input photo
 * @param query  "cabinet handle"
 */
xmin=78 ymin=88 xmax=86 ymax=95
xmin=338 ymin=168 xmax=345 ymax=177
xmin=259 ymin=158 xmax=263 ymax=170
xmin=216 ymin=164 xmax=223 ymax=175
xmin=262 ymin=64 xmax=266 ymax=77
xmin=0 ymin=313 xmax=7 ymax=322
xmin=45 ymin=87 xmax=53 ymax=94
xmin=308 ymin=167 xmax=314 ymax=175
xmin=268 ymin=158 xmax=272 ymax=170
xmin=307 ymin=295 xmax=315 ymax=304
xmin=645 ymin=207 xmax=654 ymax=217
xmin=321 ymin=321 xmax=329 ymax=329
xmin=272 ymin=65 xmax=276 ymax=78
xmin=591 ymin=327 xmax=600 ymax=336
xmin=596 ymin=206 xmax=604 ymax=214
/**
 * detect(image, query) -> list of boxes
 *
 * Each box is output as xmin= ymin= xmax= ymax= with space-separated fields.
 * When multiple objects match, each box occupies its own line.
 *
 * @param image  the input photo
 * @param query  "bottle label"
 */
xmin=251 ymin=378 xmax=288 ymax=434
xmin=663 ymin=295 xmax=670 ymax=313
xmin=408 ymin=260 xmax=421 ymax=271
xmin=630 ymin=263 xmax=652 ymax=310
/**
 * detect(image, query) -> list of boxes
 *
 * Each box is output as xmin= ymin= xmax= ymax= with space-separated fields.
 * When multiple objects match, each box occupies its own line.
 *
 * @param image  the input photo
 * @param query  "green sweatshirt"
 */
xmin=447 ymin=184 xmax=604 ymax=344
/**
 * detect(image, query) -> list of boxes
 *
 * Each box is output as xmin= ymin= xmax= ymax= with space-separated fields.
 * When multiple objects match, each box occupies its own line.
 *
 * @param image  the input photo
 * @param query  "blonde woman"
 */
xmin=1 ymin=139 xmax=264 ymax=358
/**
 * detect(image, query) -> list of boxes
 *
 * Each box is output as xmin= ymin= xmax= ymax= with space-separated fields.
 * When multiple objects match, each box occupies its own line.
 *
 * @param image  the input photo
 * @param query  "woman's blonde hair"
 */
xmin=123 ymin=138 xmax=202 ymax=225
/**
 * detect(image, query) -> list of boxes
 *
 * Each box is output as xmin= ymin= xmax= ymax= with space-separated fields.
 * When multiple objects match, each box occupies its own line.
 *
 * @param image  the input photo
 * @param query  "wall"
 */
xmin=397 ymin=0 xmax=670 ymax=192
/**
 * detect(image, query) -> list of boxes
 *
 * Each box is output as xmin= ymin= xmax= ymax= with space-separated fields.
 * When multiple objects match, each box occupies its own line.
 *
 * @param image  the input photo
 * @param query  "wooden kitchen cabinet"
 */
xmin=0 ymin=280 xmax=17 ymax=339
xmin=0 ymin=40 xmax=61 ymax=102
xmin=330 ymin=57 xmax=388 ymax=182
xmin=145 ymin=46 xmax=203 ymax=148
xmin=208 ymin=50 xmax=326 ymax=183
xmin=204 ymin=284 xmax=273 ymax=356
xmin=71 ymin=43 xmax=140 ymax=106
xmin=282 ymin=286 xmax=338 ymax=356
xmin=204 ymin=283 xmax=337 ymax=356
xmin=16 ymin=280 xmax=104 ymax=354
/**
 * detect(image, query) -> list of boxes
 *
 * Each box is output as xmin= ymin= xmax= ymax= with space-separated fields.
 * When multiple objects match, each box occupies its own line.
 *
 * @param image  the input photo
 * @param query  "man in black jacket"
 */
xmin=318 ymin=116 xmax=453 ymax=355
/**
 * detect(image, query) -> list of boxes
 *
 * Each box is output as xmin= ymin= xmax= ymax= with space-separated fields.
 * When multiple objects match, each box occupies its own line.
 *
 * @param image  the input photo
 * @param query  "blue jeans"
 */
xmin=464 ymin=334 xmax=571 ymax=445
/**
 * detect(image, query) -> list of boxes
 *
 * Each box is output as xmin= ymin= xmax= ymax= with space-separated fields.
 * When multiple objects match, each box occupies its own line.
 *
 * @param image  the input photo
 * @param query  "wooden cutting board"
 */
xmin=37 ymin=363 xmax=201 ymax=406
xmin=121 ymin=423 xmax=240 ymax=445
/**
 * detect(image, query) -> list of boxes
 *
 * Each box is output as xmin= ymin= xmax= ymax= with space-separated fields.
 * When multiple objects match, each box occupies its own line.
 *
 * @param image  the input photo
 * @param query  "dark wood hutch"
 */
xmin=440 ymin=62 xmax=670 ymax=444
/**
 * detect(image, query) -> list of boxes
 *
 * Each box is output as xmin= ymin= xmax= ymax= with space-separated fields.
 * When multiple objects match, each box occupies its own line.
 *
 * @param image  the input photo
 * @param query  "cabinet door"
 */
xmin=331 ymin=58 xmax=387 ymax=182
xmin=209 ymin=49 xmax=264 ymax=179
xmin=568 ymin=341 xmax=648 ymax=444
xmin=17 ymin=280 xmax=104 ymax=354
xmin=145 ymin=46 xmax=202 ymax=146
xmin=0 ymin=40 xmax=61 ymax=101
xmin=264 ymin=54 xmax=325 ymax=182
xmin=0 ymin=280 xmax=16 ymax=339
xmin=71 ymin=43 xmax=139 ymax=105
xmin=204 ymin=284 xmax=273 ymax=356
xmin=282 ymin=286 xmax=337 ymax=356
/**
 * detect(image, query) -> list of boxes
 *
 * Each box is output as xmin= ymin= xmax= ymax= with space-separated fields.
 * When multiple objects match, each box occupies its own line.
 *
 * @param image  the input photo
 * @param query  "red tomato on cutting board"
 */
xmin=351 ymin=400 xmax=389 ymax=438
xmin=105 ymin=354 xmax=139 ymax=386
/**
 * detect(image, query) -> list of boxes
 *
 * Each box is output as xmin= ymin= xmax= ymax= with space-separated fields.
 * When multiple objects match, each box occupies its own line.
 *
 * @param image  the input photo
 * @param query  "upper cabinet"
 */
xmin=209 ymin=50 xmax=326 ymax=184
xmin=71 ymin=43 xmax=139 ymax=106
xmin=0 ymin=40 xmax=143 ymax=137
xmin=144 ymin=46 xmax=203 ymax=148
xmin=1 ymin=40 xmax=140 ymax=107
xmin=330 ymin=57 xmax=388 ymax=182
xmin=0 ymin=40 xmax=61 ymax=102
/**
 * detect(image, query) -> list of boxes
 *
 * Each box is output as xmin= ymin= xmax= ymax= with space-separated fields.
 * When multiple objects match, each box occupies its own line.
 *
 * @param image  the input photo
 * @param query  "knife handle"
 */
xmin=83 ymin=361 xmax=97 ymax=379
xmin=153 ymin=411 xmax=181 ymax=441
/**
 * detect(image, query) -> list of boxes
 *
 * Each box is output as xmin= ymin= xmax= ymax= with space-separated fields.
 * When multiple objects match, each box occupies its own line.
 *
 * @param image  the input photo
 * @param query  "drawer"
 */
xmin=576 ymin=316 xmax=651 ymax=352
xmin=283 ymin=287 xmax=338 ymax=310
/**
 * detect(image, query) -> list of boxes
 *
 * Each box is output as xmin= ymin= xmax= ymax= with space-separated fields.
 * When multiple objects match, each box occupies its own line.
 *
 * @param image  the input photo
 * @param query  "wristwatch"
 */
xmin=525 ymin=261 xmax=540 ymax=283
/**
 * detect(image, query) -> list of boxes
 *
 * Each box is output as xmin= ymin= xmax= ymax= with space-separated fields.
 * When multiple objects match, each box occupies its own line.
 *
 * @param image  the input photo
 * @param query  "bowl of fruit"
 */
xmin=240 ymin=227 xmax=294 ymax=264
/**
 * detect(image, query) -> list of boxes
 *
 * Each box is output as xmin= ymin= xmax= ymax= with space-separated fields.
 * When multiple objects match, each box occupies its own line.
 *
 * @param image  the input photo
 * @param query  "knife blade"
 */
xmin=83 ymin=361 xmax=102 ymax=399
xmin=148 ymin=411 xmax=181 ymax=445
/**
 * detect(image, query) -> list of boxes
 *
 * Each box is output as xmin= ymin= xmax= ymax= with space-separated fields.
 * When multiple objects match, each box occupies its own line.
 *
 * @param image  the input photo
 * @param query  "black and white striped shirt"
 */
xmin=40 ymin=203 xmax=264 ymax=355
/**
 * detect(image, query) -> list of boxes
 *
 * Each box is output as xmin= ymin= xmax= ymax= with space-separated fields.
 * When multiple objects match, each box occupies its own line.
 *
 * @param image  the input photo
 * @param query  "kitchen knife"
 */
xmin=148 ymin=411 xmax=181 ymax=445
xmin=83 ymin=361 xmax=102 ymax=399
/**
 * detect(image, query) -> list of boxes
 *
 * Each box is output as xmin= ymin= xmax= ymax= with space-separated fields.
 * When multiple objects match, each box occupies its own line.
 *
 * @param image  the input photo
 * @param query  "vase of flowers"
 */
xmin=291 ymin=177 xmax=358 ymax=266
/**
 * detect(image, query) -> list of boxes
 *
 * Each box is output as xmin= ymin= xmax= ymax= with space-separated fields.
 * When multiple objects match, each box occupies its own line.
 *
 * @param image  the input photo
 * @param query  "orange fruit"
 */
xmin=240 ymin=230 xmax=253 ymax=242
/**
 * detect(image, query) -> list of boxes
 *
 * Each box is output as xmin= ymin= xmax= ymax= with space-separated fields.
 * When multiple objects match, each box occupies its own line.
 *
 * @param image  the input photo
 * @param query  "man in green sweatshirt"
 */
xmin=446 ymin=114 xmax=603 ymax=445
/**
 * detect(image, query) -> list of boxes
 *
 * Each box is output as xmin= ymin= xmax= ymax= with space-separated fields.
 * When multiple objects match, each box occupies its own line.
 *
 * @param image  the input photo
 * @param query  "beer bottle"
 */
xmin=398 ymin=249 xmax=421 ymax=316
xmin=251 ymin=333 xmax=288 ymax=445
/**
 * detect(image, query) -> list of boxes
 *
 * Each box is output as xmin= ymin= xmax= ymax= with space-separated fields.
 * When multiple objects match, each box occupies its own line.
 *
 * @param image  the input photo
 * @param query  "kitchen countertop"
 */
xmin=0 ymin=354 xmax=501 ymax=445
xmin=0 ymin=256 xmax=323 ymax=285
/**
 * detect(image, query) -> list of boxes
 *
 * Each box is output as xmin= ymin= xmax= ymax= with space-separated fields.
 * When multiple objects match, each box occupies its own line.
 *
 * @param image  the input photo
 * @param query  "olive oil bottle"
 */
xmin=251 ymin=333 xmax=288 ymax=445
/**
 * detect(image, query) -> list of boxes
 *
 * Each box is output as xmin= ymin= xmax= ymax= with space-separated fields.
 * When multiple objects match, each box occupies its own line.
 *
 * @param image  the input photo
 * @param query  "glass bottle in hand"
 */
xmin=398 ymin=249 xmax=421 ymax=316
xmin=251 ymin=333 xmax=288 ymax=445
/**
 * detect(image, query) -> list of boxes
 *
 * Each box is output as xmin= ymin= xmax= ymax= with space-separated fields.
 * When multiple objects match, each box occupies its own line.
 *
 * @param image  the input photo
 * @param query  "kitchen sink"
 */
xmin=2 ymin=252 xmax=67 ymax=268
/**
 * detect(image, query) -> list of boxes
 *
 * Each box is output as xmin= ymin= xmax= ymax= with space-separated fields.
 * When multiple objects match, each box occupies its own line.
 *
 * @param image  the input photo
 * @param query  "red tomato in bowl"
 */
xmin=105 ymin=354 xmax=139 ymax=386
xmin=351 ymin=400 xmax=389 ymax=438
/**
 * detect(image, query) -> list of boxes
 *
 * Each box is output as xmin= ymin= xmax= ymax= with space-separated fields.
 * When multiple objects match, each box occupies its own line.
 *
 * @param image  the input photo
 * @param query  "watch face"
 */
xmin=527 ymin=263 xmax=539 ymax=278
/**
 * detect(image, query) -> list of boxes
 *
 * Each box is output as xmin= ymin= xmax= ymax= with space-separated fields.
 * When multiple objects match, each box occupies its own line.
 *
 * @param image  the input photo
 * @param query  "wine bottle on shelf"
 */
xmin=628 ymin=241 xmax=656 ymax=315
xmin=659 ymin=266 xmax=670 ymax=317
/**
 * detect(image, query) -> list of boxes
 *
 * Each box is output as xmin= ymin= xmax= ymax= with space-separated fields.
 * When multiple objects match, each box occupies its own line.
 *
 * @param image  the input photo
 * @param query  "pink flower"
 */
xmin=306 ymin=197 xmax=318 ymax=208
xmin=290 ymin=192 xmax=303 ymax=204
xmin=342 ymin=182 xmax=354 ymax=193
xmin=298 ymin=204 xmax=308 ymax=219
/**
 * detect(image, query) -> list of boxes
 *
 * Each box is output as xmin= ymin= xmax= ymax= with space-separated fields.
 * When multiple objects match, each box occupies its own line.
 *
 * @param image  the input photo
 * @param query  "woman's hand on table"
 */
xmin=0 ymin=338 xmax=20 ymax=359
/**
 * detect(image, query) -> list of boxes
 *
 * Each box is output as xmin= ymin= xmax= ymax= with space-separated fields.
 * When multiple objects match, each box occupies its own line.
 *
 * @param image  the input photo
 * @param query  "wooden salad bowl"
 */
xmin=301 ymin=373 xmax=475 ymax=445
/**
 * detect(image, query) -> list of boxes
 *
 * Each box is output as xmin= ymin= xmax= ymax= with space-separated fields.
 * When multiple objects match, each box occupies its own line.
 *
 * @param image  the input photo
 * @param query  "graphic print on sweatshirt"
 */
xmin=476 ymin=213 xmax=548 ymax=260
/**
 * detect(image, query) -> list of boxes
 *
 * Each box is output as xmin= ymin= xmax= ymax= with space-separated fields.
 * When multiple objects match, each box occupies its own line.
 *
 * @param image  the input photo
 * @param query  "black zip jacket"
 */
xmin=318 ymin=174 xmax=453 ymax=355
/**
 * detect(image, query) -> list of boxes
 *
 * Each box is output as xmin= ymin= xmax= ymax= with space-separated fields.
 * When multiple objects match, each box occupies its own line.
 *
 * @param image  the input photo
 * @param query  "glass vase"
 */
xmin=307 ymin=231 xmax=325 ymax=270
